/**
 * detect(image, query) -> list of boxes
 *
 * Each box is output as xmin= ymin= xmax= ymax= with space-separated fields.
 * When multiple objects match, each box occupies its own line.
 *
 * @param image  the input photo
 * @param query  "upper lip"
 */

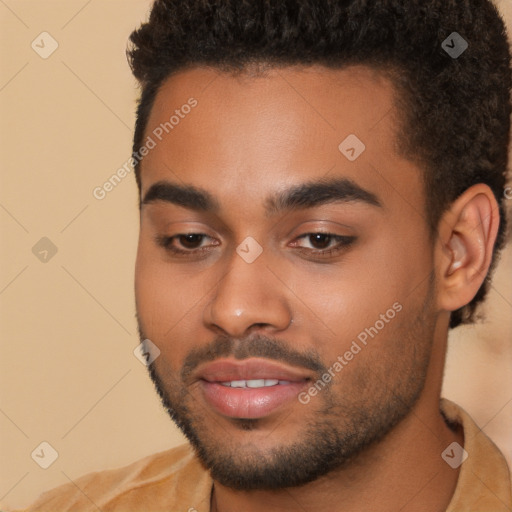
xmin=195 ymin=358 xmax=313 ymax=383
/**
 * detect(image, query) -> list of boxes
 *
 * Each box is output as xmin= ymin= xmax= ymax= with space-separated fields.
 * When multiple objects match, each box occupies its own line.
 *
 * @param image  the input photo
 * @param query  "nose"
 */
xmin=202 ymin=249 xmax=293 ymax=338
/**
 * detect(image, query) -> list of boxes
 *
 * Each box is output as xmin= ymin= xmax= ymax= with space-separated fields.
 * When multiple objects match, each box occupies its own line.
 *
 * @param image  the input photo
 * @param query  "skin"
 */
xmin=134 ymin=65 xmax=499 ymax=512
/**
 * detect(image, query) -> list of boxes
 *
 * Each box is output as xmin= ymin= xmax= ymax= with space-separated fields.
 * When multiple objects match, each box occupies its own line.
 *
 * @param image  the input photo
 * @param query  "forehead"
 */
xmin=140 ymin=65 xmax=424 ymax=218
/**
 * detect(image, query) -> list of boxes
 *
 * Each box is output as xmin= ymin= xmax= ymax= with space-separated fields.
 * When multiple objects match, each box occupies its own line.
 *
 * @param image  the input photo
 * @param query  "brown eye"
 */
xmin=155 ymin=233 xmax=217 ymax=257
xmin=292 ymin=233 xmax=356 ymax=259
xmin=308 ymin=233 xmax=333 ymax=249
xmin=178 ymin=234 xmax=205 ymax=249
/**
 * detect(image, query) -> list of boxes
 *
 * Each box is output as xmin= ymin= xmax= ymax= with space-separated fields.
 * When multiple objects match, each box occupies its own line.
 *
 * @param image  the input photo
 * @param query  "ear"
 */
xmin=435 ymin=184 xmax=500 ymax=313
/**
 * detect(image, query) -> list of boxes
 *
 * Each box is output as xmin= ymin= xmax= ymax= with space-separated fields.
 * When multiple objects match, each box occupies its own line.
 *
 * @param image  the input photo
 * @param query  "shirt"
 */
xmin=12 ymin=399 xmax=512 ymax=511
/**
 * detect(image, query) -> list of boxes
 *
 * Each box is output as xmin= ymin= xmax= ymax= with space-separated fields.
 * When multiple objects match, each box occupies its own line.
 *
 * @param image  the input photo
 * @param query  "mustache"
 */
xmin=136 ymin=318 xmax=327 ymax=382
xmin=180 ymin=334 xmax=327 ymax=382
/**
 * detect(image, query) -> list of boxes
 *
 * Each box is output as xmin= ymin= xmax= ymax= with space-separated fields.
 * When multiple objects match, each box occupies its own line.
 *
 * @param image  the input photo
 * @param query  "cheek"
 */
xmin=134 ymin=237 xmax=204 ymax=350
xmin=299 ymin=232 xmax=432 ymax=347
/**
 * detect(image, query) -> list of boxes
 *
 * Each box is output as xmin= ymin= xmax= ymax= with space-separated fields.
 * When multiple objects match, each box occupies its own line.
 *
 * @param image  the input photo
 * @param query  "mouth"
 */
xmin=216 ymin=379 xmax=293 ymax=388
xmin=195 ymin=358 xmax=313 ymax=419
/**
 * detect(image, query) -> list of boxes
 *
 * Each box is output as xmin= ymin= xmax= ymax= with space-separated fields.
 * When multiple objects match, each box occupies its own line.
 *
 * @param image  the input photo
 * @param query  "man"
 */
xmin=19 ymin=0 xmax=511 ymax=510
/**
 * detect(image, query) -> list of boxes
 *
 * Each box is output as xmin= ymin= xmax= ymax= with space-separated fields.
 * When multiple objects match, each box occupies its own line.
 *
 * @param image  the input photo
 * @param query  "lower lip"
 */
xmin=200 ymin=380 xmax=308 ymax=419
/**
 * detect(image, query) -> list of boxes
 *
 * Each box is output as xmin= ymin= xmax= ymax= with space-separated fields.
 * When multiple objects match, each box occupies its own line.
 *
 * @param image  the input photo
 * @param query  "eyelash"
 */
xmin=155 ymin=232 xmax=356 ymax=259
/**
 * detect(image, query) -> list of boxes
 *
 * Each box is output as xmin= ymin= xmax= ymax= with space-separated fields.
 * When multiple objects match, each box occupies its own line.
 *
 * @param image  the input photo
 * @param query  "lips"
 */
xmin=195 ymin=358 xmax=312 ymax=419
xmin=196 ymin=358 xmax=312 ymax=383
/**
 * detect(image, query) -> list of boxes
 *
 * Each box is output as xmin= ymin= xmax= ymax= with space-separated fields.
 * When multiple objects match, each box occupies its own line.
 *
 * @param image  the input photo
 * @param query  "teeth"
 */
xmin=219 ymin=379 xmax=281 ymax=388
xmin=246 ymin=379 xmax=265 ymax=388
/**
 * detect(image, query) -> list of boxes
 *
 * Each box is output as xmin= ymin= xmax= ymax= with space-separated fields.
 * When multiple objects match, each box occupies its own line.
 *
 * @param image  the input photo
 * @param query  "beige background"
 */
xmin=0 ymin=0 xmax=511 ymax=508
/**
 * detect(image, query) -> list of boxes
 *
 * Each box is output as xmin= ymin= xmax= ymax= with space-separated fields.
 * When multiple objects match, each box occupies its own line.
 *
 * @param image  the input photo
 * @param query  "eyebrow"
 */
xmin=141 ymin=177 xmax=381 ymax=215
xmin=265 ymin=177 xmax=381 ymax=214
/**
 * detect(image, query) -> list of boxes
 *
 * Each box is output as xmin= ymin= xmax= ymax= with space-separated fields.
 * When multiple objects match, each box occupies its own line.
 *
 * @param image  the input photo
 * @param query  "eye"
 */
xmin=156 ymin=233 xmax=218 ymax=256
xmin=291 ymin=233 xmax=356 ymax=258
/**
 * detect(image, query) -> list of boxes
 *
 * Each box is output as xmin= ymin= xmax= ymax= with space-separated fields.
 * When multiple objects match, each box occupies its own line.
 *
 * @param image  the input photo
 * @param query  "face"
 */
xmin=135 ymin=65 xmax=439 ymax=490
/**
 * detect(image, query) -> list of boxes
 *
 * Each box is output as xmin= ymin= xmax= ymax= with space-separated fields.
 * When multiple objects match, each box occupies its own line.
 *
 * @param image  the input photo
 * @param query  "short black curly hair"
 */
xmin=127 ymin=0 xmax=511 ymax=329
